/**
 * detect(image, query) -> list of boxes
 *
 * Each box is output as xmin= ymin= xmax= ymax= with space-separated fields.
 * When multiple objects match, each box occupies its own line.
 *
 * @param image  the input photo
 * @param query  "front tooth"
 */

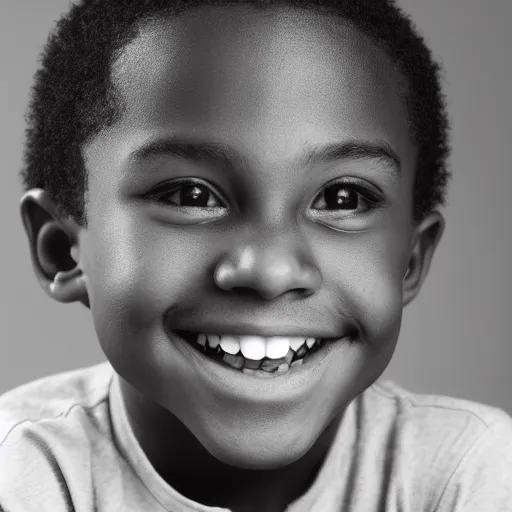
xmin=219 ymin=335 xmax=240 ymax=355
xmin=223 ymin=353 xmax=244 ymax=369
xmin=306 ymin=337 xmax=316 ymax=349
xmin=197 ymin=333 xmax=207 ymax=346
xmin=261 ymin=359 xmax=280 ymax=371
xmin=296 ymin=345 xmax=308 ymax=358
xmin=275 ymin=363 xmax=290 ymax=375
xmin=244 ymin=358 xmax=262 ymax=370
xmin=207 ymin=334 xmax=220 ymax=349
xmin=265 ymin=337 xmax=291 ymax=359
xmin=291 ymin=358 xmax=304 ymax=368
xmin=239 ymin=336 xmax=266 ymax=360
xmin=289 ymin=337 xmax=306 ymax=352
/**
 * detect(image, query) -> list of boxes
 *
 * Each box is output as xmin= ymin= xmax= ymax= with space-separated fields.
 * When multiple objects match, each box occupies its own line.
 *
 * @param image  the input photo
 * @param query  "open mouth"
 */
xmin=174 ymin=330 xmax=337 ymax=376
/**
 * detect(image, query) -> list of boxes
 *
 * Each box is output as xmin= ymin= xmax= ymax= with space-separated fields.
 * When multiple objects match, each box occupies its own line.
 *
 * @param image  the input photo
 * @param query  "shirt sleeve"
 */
xmin=0 ymin=421 xmax=79 ymax=512
xmin=434 ymin=412 xmax=512 ymax=512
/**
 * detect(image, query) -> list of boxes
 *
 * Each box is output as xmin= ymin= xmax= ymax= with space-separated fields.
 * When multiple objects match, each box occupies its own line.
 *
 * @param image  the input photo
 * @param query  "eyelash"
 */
xmin=310 ymin=178 xmax=383 ymax=214
xmin=145 ymin=177 xmax=384 ymax=214
xmin=145 ymin=179 xmax=225 ymax=208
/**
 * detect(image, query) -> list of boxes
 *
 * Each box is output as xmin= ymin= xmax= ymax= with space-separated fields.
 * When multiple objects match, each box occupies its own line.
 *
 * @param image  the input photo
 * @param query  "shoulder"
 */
xmin=365 ymin=379 xmax=512 ymax=454
xmin=361 ymin=380 xmax=512 ymax=509
xmin=0 ymin=361 xmax=114 ymax=445
xmin=367 ymin=379 xmax=512 ymax=439
xmin=369 ymin=378 xmax=511 ymax=426
xmin=0 ymin=363 xmax=116 ymax=509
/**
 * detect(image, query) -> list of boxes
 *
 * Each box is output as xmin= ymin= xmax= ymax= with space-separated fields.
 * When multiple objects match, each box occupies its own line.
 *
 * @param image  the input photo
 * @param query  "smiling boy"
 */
xmin=1 ymin=0 xmax=512 ymax=511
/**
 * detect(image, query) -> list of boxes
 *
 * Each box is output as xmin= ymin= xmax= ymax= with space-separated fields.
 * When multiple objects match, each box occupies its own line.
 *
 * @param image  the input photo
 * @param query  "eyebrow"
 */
xmin=130 ymin=136 xmax=401 ymax=174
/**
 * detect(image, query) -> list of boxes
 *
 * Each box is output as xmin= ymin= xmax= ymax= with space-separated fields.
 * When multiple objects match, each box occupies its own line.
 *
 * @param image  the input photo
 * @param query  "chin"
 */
xmin=194 ymin=418 xmax=321 ymax=470
xmin=207 ymin=440 xmax=310 ymax=470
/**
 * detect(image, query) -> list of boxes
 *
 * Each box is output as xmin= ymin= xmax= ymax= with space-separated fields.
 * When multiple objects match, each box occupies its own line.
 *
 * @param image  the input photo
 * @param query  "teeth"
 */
xmin=239 ymin=336 xmax=266 ymax=360
xmin=275 ymin=363 xmax=290 ymax=375
xmin=306 ymin=337 xmax=316 ymax=349
xmin=296 ymin=344 xmax=308 ymax=358
xmin=244 ymin=358 xmax=262 ymax=370
xmin=265 ymin=337 xmax=291 ymax=359
xmin=289 ymin=337 xmax=307 ymax=351
xmin=188 ymin=331 xmax=325 ymax=375
xmin=261 ymin=358 xmax=281 ymax=372
xmin=207 ymin=334 xmax=220 ymax=349
xmin=243 ymin=367 xmax=276 ymax=378
xmin=219 ymin=335 xmax=240 ymax=355
xmin=223 ymin=353 xmax=244 ymax=369
xmin=261 ymin=360 xmax=280 ymax=372
xmin=291 ymin=358 xmax=304 ymax=368
xmin=195 ymin=333 xmax=324 ymax=366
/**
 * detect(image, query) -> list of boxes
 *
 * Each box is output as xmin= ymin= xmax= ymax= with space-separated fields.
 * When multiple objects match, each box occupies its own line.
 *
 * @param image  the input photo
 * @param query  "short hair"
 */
xmin=21 ymin=0 xmax=450 ymax=225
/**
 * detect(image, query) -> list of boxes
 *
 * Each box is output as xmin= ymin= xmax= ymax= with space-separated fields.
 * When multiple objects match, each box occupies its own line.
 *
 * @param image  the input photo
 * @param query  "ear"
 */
xmin=20 ymin=189 xmax=90 ymax=307
xmin=403 ymin=211 xmax=445 ymax=307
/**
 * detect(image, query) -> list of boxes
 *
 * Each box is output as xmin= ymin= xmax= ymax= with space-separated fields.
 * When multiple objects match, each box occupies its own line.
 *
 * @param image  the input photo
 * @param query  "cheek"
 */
xmin=314 ymin=230 xmax=409 ymax=420
xmin=81 ymin=213 xmax=209 ymax=359
xmin=351 ymin=248 xmax=403 ymax=344
xmin=316 ymin=228 xmax=409 ymax=347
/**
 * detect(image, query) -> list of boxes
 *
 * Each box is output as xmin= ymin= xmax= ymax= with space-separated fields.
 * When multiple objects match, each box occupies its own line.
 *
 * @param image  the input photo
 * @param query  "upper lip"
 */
xmin=170 ymin=321 xmax=343 ymax=339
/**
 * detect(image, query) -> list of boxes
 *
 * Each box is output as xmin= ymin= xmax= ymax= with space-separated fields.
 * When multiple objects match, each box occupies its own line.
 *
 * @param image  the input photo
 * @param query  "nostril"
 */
xmin=213 ymin=245 xmax=322 ymax=298
xmin=230 ymin=286 xmax=268 ymax=299
xmin=230 ymin=285 xmax=313 ymax=301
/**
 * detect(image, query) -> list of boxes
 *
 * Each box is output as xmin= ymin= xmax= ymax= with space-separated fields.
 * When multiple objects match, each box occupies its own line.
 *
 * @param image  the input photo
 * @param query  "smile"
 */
xmin=175 ymin=331 xmax=336 ymax=376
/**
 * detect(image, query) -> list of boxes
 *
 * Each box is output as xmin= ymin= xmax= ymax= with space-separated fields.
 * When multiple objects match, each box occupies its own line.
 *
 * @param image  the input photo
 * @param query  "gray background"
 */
xmin=1 ymin=0 xmax=511 ymax=413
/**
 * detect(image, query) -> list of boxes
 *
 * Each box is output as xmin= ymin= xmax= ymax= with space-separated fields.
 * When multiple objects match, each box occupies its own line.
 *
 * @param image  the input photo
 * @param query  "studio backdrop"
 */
xmin=0 ymin=0 xmax=511 ymax=413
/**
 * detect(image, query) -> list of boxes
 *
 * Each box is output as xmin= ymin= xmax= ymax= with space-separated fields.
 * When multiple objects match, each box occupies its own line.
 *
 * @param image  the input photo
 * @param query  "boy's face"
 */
xmin=44 ymin=6 xmax=440 ymax=467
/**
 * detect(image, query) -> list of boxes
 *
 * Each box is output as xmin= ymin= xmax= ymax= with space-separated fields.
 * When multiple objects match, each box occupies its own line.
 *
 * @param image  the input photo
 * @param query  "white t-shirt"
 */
xmin=1 ymin=362 xmax=511 ymax=511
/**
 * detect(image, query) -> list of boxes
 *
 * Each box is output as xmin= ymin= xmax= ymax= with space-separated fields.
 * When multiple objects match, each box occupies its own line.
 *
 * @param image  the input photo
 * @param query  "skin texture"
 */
xmin=21 ymin=6 xmax=444 ymax=511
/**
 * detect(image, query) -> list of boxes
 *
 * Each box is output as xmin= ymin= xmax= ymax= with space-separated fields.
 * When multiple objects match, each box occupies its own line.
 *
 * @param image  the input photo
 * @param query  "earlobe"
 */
xmin=49 ymin=267 xmax=89 ymax=304
xmin=403 ymin=211 xmax=445 ymax=307
xmin=20 ymin=189 xmax=90 ymax=307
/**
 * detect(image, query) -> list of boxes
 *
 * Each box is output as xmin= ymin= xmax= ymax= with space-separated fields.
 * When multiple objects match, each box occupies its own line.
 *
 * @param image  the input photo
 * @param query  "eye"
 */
xmin=149 ymin=180 xmax=225 ymax=208
xmin=311 ymin=181 xmax=378 ymax=213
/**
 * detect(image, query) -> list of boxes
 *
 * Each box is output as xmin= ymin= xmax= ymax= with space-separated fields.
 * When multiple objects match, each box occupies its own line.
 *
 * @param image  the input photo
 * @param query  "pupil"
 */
xmin=181 ymin=185 xmax=209 ymax=206
xmin=324 ymin=185 xmax=358 ymax=210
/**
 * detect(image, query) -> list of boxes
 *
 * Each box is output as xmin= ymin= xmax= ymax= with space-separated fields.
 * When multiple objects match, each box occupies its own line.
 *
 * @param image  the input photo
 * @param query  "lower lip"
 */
xmin=171 ymin=331 xmax=348 ymax=402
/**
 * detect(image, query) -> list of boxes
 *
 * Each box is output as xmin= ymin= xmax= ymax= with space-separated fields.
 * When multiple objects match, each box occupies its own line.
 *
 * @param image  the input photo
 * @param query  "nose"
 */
xmin=213 ymin=232 xmax=322 ymax=300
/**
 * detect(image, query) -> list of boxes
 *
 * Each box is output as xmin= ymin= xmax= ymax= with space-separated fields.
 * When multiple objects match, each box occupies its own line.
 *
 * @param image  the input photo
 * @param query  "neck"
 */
xmin=119 ymin=379 xmax=343 ymax=512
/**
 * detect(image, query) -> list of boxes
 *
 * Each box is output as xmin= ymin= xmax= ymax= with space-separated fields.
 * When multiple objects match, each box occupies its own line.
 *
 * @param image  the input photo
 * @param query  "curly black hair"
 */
xmin=21 ymin=0 xmax=450 ymax=225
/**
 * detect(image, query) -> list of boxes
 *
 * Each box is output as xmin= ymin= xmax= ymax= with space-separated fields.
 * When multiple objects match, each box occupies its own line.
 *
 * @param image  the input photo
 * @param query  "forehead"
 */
xmin=106 ymin=5 xmax=414 ymax=171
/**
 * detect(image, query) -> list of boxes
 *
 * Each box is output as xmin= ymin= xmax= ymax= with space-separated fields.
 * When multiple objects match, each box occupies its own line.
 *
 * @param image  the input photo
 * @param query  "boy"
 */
xmin=1 ymin=0 xmax=511 ymax=510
